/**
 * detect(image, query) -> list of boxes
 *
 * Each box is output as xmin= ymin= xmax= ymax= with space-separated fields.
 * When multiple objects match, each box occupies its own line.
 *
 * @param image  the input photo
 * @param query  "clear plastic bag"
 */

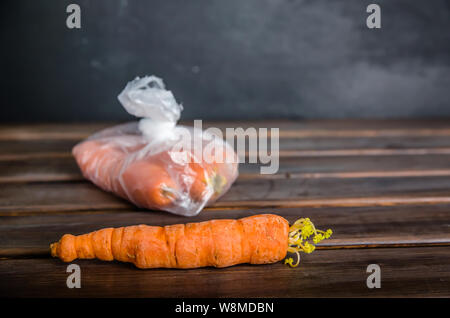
xmin=73 ymin=76 xmax=238 ymax=216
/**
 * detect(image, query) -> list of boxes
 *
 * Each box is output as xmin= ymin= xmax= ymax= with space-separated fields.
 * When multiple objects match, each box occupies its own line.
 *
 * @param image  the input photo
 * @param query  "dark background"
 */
xmin=1 ymin=0 xmax=450 ymax=122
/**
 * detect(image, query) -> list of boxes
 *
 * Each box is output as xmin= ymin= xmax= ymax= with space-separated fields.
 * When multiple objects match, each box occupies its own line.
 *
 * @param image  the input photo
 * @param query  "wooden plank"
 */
xmin=244 ymin=154 xmax=450 ymax=174
xmin=0 ymin=157 xmax=83 ymax=183
xmin=5 ymin=135 xmax=450 ymax=152
xmin=2 ymin=120 xmax=450 ymax=140
xmin=0 ymin=246 xmax=448 ymax=297
xmin=0 ymin=181 xmax=132 ymax=214
xmin=274 ymin=148 xmax=450 ymax=158
xmin=2 ymin=154 xmax=450 ymax=183
xmin=270 ymin=136 xmax=450 ymax=149
xmin=0 ymin=123 xmax=113 ymax=140
xmin=1 ymin=205 xmax=449 ymax=258
xmin=225 ymin=176 xmax=450 ymax=201
xmin=4 ymin=138 xmax=450 ymax=161
xmin=0 ymin=140 xmax=77 ymax=160
xmin=1 ymin=176 xmax=450 ymax=214
xmin=201 ymin=119 xmax=450 ymax=134
xmin=2 ymin=120 xmax=450 ymax=161
xmin=5 ymin=148 xmax=450 ymax=161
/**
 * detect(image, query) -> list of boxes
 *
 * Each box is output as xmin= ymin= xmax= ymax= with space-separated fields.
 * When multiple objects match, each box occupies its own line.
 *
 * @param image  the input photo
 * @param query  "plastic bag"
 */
xmin=73 ymin=76 xmax=238 ymax=216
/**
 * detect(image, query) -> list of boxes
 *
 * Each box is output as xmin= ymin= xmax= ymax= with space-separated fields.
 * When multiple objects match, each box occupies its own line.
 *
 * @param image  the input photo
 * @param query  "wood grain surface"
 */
xmin=1 ymin=176 xmax=450 ymax=214
xmin=1 ymin=154 xmax=450 ymax=183
xmin=0 ymin=120 xmax=449 ymax=297
xmin=1 ymin=247 xmax=449 ymax=297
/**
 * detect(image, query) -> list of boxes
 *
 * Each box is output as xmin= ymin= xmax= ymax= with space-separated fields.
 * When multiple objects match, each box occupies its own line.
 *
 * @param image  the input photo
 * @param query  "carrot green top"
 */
xmin=285 ymin=218 xmax=333 ymax=267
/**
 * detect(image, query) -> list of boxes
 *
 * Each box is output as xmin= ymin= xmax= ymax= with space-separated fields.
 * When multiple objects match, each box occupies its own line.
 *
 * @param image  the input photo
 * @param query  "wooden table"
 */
xmin=1 ymin=120 xmax=449 ymax=297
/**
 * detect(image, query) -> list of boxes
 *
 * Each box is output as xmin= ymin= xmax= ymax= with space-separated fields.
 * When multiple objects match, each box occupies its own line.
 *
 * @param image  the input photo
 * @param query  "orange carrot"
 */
xmin=73 ymin=140 xmax=127 ymax=196
xmin=72 ymin=138 xmax=238 ymax=211
xmin=187 ymin=147 xmax=238 ymax=202
xmin=50 ymin=214 xmax=332 ymax=269
xmin=188 ymin=162 xmax=215 ymax=201
xmin=122 ymin=161 xmax=178 ymax=207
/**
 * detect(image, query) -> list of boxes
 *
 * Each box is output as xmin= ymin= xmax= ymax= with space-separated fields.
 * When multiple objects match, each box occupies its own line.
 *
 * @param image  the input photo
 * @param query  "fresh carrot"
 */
xmin=50 ymin=214 xmax=331 ymax=269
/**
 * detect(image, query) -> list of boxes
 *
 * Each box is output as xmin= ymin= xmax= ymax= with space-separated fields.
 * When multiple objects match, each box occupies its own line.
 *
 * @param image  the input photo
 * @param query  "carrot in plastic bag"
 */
xmin=50 ymin=214 xmax=332 ymax=269
xmin=73 ymin=76 xmax=238 ymax=216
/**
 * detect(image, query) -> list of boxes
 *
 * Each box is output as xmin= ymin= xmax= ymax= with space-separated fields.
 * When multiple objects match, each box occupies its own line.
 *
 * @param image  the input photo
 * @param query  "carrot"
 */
xmin=122 ymin=161 xmax=178 ymax=207
xmin=73 ymin=140 xmax=127 ymax=195
xmin=187 ymin=143 xmax=239 ymax=202
xmin=73 ymin=141 xmax=178 ymax=208
xmin=187 ymin=162 xmax=229 ymax=202
xmin=50 ymin=214 xmax=331 ymax=269
xmin=187 ymin=162 xmax=211 ymax=201
xmin=73 ymin=138 xmax=238 ymax=212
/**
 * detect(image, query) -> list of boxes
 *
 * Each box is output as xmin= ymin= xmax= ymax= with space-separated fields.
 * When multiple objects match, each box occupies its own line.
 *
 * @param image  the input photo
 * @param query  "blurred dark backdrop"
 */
xmin=1 ymin=0 xmax=450 ymax=122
